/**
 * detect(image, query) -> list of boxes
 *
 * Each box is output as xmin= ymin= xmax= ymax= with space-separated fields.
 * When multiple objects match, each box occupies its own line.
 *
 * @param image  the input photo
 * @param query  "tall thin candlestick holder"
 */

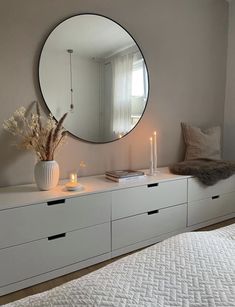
xmin=148 ymin=137 xmax=154 ymax=176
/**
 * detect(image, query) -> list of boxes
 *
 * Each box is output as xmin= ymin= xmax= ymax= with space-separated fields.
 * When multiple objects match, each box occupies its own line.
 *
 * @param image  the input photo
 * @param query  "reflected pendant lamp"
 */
xmin=67 ymin=49 xmax=74 ymax=112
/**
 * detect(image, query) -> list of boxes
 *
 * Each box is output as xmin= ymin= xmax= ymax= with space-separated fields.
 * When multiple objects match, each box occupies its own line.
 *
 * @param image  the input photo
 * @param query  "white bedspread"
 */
xmin=5 ymin=224 xmax=235 ymax=307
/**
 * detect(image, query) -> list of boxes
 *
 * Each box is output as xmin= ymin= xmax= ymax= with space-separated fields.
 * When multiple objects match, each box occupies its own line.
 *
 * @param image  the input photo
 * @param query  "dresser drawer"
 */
xmin=0 ymin=222 xmax=110 ymax=288
xmin=188 ymin=192 xmax=235 ymax=226
xmin=112 ymin=179 xmax=187 ymax=220
xmin=112 ymin=203 xmax=187 ymax=250
xmin=188 ymin=176 xmax=235 ymax=202
xmin=0 ymin=192 xmax=111 ymax=249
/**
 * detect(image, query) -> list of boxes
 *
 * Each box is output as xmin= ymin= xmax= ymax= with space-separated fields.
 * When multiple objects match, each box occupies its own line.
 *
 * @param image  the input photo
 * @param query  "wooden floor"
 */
xmin=1 ymin=217 xmax=234 ymax=306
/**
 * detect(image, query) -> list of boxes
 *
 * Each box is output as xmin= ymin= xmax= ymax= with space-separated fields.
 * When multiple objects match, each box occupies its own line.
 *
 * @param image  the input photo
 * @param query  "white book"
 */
xmin=106 ymin=174 xmax=146 ymax=183
xmin=105 ymin=170 xmax=145 ymax=178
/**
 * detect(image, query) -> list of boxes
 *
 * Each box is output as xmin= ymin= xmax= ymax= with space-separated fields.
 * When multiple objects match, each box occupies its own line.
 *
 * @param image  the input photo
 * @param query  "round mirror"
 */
xmin=39 ymin=14 xmax=149 ymax=143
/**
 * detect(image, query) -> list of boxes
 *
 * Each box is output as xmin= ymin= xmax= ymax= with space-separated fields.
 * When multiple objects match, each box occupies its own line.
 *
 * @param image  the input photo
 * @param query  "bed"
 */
xmin=4 ymin=224 xmax=235 ymax=307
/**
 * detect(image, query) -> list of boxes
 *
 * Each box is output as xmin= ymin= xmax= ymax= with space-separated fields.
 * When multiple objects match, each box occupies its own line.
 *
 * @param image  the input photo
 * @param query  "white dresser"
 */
xmin=0 ymin=168 xmax=234 ymax=296
xmin=188 ymin=176 xmax=235 ymax=227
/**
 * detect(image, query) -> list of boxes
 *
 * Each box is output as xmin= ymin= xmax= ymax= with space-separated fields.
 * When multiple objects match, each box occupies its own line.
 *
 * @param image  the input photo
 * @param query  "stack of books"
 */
xmin=105 ymin=170 xmax=145 ymax=182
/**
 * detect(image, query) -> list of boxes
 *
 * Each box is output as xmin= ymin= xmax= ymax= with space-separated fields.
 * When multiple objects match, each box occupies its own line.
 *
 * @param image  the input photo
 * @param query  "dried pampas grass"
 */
xmin=3 ymin=102 xmax=67 ymax=161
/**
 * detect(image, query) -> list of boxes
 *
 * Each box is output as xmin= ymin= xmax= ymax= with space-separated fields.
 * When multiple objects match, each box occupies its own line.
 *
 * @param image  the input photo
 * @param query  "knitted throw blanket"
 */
xmin=169 ymin=159 xmax=235 ymax=186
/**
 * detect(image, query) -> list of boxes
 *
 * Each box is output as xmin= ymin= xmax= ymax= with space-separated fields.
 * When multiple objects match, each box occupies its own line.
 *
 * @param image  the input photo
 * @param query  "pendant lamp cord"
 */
xmin=67 ymin=49 xmax=74 ymax=112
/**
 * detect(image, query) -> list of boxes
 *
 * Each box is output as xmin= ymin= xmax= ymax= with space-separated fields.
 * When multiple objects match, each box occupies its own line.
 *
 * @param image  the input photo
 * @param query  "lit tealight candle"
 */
xmin=66 ymin=172 xmax=82 ymax=191
xmin=70 ymin=173 xmax=77 ymax=184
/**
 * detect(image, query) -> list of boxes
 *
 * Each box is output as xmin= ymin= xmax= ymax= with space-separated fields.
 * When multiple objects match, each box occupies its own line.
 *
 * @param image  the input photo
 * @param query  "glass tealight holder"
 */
xmin=65 ymin=172 xmax=83 ymax=191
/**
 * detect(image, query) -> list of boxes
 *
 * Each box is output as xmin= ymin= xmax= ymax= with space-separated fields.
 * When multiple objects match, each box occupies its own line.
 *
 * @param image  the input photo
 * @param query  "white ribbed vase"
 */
xmin=34 ymin=160 xmax=59 ymax=191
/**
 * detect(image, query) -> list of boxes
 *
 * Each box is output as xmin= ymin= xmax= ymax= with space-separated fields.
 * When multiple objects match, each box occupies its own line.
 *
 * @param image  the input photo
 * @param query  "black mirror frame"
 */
xmin=38 ymin=13 xmax=150 ymax=144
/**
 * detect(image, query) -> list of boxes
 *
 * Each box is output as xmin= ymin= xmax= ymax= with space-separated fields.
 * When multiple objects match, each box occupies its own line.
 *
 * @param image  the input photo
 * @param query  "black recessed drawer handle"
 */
xmin=147 ymin=183 xmax=159 ymax=188
xmin=148 ymin=209 xmax=159 ymax=215
xmin=212 ymin=195 xmax=220 ymax=200
xmin=48 ymin=233 xmax=66 ymax=241
xmin=47 ymin=199 xmax=65 ymax=206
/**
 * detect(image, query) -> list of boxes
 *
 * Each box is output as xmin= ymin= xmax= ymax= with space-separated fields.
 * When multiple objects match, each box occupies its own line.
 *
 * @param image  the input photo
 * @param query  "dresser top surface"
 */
xmin=0 ymin=167 xmax=191 ymax=210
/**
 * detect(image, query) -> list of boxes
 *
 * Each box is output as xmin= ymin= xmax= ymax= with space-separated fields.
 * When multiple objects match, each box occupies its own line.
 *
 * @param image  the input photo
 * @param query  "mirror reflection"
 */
xmin=39 ymin=14 xmax=149 ymax=143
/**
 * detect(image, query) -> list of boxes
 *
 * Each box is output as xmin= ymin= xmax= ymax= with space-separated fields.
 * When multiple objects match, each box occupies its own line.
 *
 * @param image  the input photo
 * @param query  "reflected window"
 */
xmin=130 ymin=55 xmax=148 ymax=127
xmin=111 ymin=51 xmax=148 ymax=135
xmin=132 ymin=59 xmax=145 ymax=97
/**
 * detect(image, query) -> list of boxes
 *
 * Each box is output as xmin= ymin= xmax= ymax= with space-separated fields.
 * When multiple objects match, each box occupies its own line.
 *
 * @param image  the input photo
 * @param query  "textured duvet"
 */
xmin=5 ymin=224 xmax=235 ymax=307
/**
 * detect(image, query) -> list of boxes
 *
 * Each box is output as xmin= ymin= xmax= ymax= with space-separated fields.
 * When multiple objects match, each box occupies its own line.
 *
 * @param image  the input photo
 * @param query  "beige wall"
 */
xmin=224 ymin=0 xmax=235 ymax=159
xmin=0 ymin=0 xmax=228 ymax=186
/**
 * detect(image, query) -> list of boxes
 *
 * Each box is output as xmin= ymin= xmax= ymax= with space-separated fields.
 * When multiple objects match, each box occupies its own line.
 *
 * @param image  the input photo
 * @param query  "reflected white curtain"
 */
xmin=111 ymin=53 xmax=134 ymax=135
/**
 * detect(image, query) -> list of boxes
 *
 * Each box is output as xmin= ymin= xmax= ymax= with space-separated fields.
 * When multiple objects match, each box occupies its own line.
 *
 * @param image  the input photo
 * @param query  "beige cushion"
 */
xmin=181 ymin=123 xmax=221 ymax=161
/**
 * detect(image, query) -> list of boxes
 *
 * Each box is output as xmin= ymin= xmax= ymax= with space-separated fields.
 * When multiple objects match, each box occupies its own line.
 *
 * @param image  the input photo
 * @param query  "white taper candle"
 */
xmin=153 ymin=131 xmax=157 ymax=171
xmin=150 ymin=137 xmax=153 ymax=174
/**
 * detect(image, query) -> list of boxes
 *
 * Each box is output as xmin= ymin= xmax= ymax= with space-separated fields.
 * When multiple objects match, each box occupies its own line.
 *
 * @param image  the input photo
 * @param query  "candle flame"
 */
xmin=154 ymin=131 xmax=157 ymax=136
xmin=70 ymin=173 xmax=77 ymax=183
xmin=150 ymin=137 xmax=152 ymax=141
